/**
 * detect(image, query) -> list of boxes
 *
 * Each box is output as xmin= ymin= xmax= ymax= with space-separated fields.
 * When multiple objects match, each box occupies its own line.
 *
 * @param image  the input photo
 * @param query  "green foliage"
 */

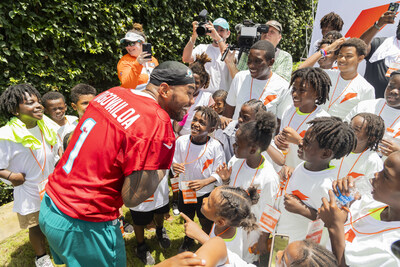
xmin=0 ymin=182 xmax=13 ymax=206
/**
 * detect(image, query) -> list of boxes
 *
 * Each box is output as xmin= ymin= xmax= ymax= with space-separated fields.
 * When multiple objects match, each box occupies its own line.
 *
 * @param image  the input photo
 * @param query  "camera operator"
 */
xmin=182 ymin=17 xmax=232 ymax=93
xmin=225 ymin=20 xmax=293 ymax=82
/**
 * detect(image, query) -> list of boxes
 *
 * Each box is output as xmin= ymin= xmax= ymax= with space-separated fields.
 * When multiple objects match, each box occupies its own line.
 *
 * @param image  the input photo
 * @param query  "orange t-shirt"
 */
xmin=117 ymin=54 xmax=159 ymax=90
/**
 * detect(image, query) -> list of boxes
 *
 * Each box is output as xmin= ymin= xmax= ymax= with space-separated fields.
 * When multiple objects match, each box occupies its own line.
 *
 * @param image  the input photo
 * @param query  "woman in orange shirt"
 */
xmin=117 ymin=24 xmax=159 ymax=90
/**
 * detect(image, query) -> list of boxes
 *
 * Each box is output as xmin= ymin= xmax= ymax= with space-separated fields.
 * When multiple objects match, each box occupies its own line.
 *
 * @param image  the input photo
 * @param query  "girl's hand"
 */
xmin=172 ymin=163 xmax=185 ymax=174
xmin=188 ymin=179 xmax=208 ymax=191
xmin=274 ymin=134 xmax=289 ymax=151
xmin=181 ymin=213 xmax=210 ymax=244
xmin=283 ymin=193 xmax=307 ymax=215
xmin=219 ymin=116 xmax=232 ymax=130
xmin=379 ymin=139 xmax=400 ymax=157
xmin=318 ymin=190 xmax=348 ymax=229
xmin=155 ymin=251 xmax=206 ymax=267
xmin=216 ymin=163 xmax=232 ymax=184
xmin=326 ymin=37 xmax=345 ymax=53
xmin=9 ymin=172 xmax=25 ymax=187
xmin=332 ymin=175 xmax=355 ymax=197
xmin=278 ymin=165 xmax=293 ymax=184
xmin=281 ymin=127 xmax=302 ymax=145
xmin=137 ymin=51 xmax=152 ymax=65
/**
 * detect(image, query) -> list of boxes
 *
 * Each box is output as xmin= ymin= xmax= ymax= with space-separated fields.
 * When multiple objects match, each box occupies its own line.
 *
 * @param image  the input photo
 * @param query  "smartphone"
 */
xmin=142 ymin=43 xmax=152 ymax=59
xmin=388 ymin=2 xmax=399 ymax=13
xmin=268 ymin=234 xmax=290 ymax=267
xmin=392 ymin=240 xmax=400 ymax=259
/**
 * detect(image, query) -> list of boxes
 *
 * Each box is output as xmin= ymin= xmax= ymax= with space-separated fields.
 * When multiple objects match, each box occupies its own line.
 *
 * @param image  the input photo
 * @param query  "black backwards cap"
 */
xmin=149 ymin=61 xmax=195 ymax=86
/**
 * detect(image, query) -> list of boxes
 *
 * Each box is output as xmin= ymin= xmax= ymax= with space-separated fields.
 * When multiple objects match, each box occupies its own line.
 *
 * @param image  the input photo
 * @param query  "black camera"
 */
xmin=196 ymin=9 xmax=211 ymax=36
xmin=236 ymin=19 xmax=269 ymax=49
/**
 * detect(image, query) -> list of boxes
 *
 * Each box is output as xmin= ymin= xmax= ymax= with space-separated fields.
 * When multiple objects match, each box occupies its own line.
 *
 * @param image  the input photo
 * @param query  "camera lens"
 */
xmin=196 ymin=25 xmax=207 ymax=36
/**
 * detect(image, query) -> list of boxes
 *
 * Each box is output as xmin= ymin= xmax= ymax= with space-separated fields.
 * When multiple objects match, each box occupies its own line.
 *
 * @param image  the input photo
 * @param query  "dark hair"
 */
xmin=323 ymin=30 xmax=343 ymax=40
xmin=320 ymin=12 xmax=344 ymax=32
xmin=290 ymin=67 xmax=331 ymax=105
xmin=290 ymin=240 xmax=338 ymax=267
xmin=242 ymin=99 xmax=267 ymax=113
xmin=212 ymin=89 xmax=228 ymax=101
xmin=194 ymin=106 xmax=221 ymax=129
xmin=390 ymin=70 xmax=400 ymax=77
xmin=339 ymin=38 xmax=367 ymax=57
xmin=250 ymin=40 xmax=275 ymax=61
xmin=351 ymin=113 xmax=385 ymax=151
xmin=42 ymin=91 xmax=66 ymax=108
xmin=238 ymin=110 xmax=276 ymax=151
xmin=63 ymin=131 xmax=73 ymax=151
xmin=0 ymin=83 xmax=41 ymax=120
xmin=70 ymin=84 xmax=97 ymax=104
xmin=216 ymin=185 xmax=259 ymax=232
xmin=189 ymin=52 xmax=211 ymax=89
xmin=306 ymin=117 xmax=356 ymax=159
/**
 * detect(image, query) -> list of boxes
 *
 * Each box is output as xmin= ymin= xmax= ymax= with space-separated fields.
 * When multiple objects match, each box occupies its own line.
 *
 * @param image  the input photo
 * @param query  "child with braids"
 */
xmin=275 ymin=117 xmax=356 ymax=244
xmin=175 ymin=53 xmax=214 ymax=135
xmin=181 ymin=185 xmax=259 ymax=262
xmin=275 ymin=67 xmax=331 ymax=168
xmin=332 ymin=113 xmax=384 ymax=187
xmin=0 ymin=84 xmax=60 ymax=266
xmin=172 ymin=106 xmax=225 ymax=252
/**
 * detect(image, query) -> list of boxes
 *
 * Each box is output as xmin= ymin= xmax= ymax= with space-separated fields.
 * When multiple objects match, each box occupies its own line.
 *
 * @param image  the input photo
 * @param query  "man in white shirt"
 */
xmin=182 ymin=17 xmax=231 ymax=93
xmin=224 ymin=40 xmax=290 ymax=123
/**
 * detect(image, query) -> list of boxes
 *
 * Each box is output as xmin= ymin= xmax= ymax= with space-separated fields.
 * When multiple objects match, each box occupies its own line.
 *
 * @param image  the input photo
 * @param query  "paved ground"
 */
xmin=0 ymin=202 xmax=21 ymax=242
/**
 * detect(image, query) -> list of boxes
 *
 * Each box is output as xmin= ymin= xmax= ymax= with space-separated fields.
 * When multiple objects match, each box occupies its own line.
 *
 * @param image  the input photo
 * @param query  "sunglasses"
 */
xmin=123 ymin=41 xmax=142 ymax=47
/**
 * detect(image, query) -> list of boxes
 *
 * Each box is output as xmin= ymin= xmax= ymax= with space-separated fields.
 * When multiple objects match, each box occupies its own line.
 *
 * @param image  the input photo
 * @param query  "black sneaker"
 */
xmin=156 ymin=227 xmax=171 ymax=249
xmin=179 ymin=236 xmax=194 ymax=253
xmin=136 ymin=243 xmax=155 ymax=265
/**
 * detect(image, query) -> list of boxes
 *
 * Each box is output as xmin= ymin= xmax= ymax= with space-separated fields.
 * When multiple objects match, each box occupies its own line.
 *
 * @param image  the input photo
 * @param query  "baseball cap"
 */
xmin=213 ymin=18 xmax=229 ymax=30
xmin=149 ymin=61 xmax=195 ymax=86
xmin=120 ymin=32 xmax=145 ymax=44
xmin=266 ymin=20 xmax=282 ymax=33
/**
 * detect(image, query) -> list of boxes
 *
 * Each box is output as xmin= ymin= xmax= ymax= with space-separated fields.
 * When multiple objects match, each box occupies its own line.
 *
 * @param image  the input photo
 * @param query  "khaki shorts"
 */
xmin=17 ymin=211 xmax=40 ymax=229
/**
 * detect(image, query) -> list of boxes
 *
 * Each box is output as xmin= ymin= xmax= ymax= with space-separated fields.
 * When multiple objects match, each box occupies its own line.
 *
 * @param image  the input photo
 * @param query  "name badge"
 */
xmin=259 ymin=204 xmax=281 ymax=233
xmin=306 ymin=219 xmax=324 ymax=244
xmin=181 ymin=181 xmax=197 ymax=204
xmin=38 ymin=178 xmax=48 ymax=201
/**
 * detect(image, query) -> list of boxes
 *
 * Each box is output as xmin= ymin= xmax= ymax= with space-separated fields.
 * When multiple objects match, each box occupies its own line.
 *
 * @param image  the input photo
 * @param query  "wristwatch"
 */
xmin=373 ymin=21 xmax=381 ymax=30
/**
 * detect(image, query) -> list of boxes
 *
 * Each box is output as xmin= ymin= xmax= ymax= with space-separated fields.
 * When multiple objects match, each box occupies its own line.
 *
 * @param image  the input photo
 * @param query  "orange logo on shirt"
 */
xmin=394 ymin=131 xmax=400 ymax=138
xmin=345 ymin=228 xmax=356 ymax=243
xmin=340 ymin=93 xmax=357 ymax=104
xmin=299 ymin=130 xmax=306 ymax=138
xmin=263 ymin=95 xmax=277 ymax=105
xmin=348 ymin=172 xmax=363 ymax=179
xmin=201 ymin=159 xmax=214 ymax=173
xmin=291 ymin=190 xmax=309 ymax=201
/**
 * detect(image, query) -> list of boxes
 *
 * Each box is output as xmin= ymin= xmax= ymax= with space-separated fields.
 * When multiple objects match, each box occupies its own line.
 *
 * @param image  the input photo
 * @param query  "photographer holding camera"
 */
xmin=182 ymin=15 xmax=232 ymax=93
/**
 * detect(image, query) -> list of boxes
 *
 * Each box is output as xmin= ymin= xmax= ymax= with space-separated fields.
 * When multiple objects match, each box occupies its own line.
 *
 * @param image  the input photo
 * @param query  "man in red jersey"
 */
xmin=39 ymin=61 xmax=195 ymax=266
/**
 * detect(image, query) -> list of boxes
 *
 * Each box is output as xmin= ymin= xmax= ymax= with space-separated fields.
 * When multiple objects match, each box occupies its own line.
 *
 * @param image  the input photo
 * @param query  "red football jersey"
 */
xmin=46 ymin=87 xmax=175 ymax=222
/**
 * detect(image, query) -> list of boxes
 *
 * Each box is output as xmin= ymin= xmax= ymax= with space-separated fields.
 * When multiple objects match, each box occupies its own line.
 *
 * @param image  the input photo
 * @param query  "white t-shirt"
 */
xmin=331 ymin=149 xmax=383 ymax=182
xmin=57 ymin=115 xmax=78 ymax=142
xmin=192 ymin=44 xmax=232 ymax=93
xmin=219 ymin=249 xmax=257 ymax=267
xmin=129 ymin=173 xmax=169 ymax=212
xmin=0 ymin=126 xmax=58 ymax=215
xmin=343 ymin=199 xmax=400 ymax=267
xmin=210 ymin=225 xmax=244 ymax=258
xmin=279 ymin=105 xmax=330 ymax=168
xmin=322 ymin=70 xmax=375 ymax=119
xmin=179 ymin=90 xmax=213 ymax=135
xmin=346 ymin=98 xmax=400 ymax=142
xmin=226 ymin=71 xmax=290 ymax=120
xmin=276 ymin=163 xmax=337 ymax=242
xmin=173 ymin=135 xmax=225 ymax=197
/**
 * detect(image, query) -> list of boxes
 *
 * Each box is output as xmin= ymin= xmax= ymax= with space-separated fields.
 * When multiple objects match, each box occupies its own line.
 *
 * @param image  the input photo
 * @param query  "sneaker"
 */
xmin=156 ymin=227 xmax=171 ymax=249
xmin=35 ymin=255 xmax=53 ymax=267
xmin=123 ymin=221 xmax=134 ymax=233
xmin=172 ymin=202 xmax=180 ymax=216
xmin=179 ymin=236 xmax=194 ymax=253
xmin=136 ymin=243 xmax=155 ymax=265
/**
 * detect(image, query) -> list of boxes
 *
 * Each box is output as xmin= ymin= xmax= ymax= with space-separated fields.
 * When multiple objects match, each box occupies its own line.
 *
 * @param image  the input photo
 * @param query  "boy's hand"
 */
xmin=281 ymin=127 xmax=302 ymax=145
xmin=181 ymin=212 xmax=210 ymax=244
xmin=172 ymin=163 xmax=185 ymax=174
xmin=274 ymin=134 xmax=289 ymax=151
xmin=156 ymin=252 xmax=206 ymax=267
xmin=318 ymin=190 xmax=349 ymax=229
xmin=219 ymin=116 xmax=232 ymax=129
xmin=284 ymin=193 xmax=306 ymax=214
xmin=216 ymin=163 xmax=232 ymax=184
xmin=9 ymin=172 xmax=26 ymax=187
xmin=188 ymin=179 xmax=208 ymax=191
xmin=377 ymin=11 xmax=397 ymax=27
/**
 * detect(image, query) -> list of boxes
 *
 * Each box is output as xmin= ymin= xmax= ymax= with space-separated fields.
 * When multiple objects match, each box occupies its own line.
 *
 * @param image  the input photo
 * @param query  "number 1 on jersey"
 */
xmin=63 ymin=118 xmax=96 ymax=174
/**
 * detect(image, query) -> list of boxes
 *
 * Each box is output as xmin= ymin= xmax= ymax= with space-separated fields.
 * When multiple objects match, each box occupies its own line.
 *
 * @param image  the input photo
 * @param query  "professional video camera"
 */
xmin=196 ymin=9 xmax=211 ymax=36
xmin=221 ymin=19 xmax=269 ymax=61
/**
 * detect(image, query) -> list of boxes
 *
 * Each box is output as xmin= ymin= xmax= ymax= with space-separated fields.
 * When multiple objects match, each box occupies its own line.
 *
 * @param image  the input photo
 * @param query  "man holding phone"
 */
xmin=360 ymin=6 xmax=400 ymax=98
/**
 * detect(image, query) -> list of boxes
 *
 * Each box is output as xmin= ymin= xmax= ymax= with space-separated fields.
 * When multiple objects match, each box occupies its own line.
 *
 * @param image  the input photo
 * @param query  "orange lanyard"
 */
xmin=209 ymin=223 xmax=232 ymax=237
xmin=232 ymin=157 xmax=263 ymax=187
xmin=378 ymin=102 xmax=400 ymax=128
xmin=343 ymin=206 xmax=400 ymax=235
xmin=250 ymin=76 xmax=271 ymax=101
xmin=29 ymin=130 xmax=46 ymax=175
xmin=336 ymin=148 xmax=367 ymax=181
xmin=183 ymin=137 xmax=209 ymax=165
xmin=328 ymin=74 xmax=356 ymax=110
xmin=287 ymin=107 xmax=317 ymax=133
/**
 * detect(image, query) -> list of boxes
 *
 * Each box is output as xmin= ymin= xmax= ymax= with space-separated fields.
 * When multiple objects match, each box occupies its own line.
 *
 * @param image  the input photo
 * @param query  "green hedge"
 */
xmin=0 ymin=0 xmax=314 ymax=205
